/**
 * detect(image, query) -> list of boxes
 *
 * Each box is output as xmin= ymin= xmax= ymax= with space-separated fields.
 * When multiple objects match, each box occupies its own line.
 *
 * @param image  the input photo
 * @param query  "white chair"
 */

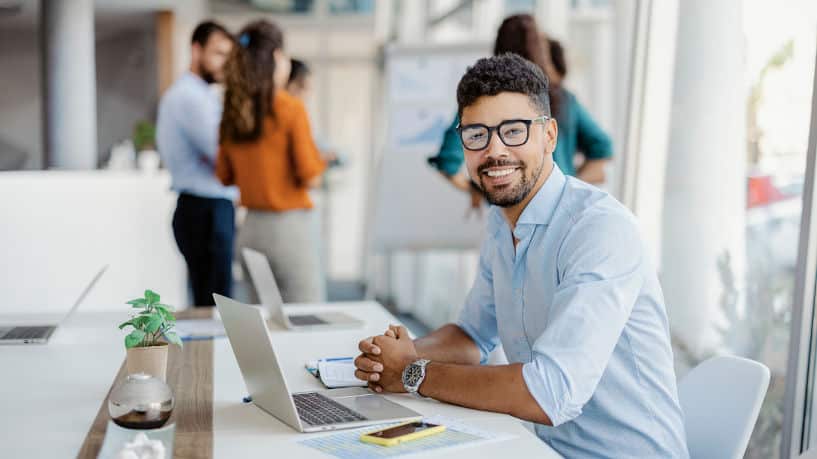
xmin=678 ymin=355 xmax=770 ymax=459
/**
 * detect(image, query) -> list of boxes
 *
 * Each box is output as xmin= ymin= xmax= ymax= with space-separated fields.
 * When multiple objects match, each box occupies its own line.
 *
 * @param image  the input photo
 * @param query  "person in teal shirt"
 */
xmin=429 ymin=23 xmax=613 ymax=200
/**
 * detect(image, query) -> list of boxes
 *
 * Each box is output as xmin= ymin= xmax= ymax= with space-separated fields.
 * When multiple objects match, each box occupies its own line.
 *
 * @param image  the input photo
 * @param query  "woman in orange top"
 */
xmin=216 ymin=20 xmax=327 ymax=302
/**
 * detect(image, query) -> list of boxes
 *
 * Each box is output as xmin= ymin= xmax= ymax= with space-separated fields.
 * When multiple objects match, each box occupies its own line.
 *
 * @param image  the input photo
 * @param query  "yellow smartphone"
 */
xmin=360 ymin=421 xmax=446 ymax=447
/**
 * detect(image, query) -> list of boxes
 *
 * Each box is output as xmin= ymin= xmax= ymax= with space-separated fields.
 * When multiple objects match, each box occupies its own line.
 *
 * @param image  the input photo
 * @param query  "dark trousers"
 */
xmin=172 ymin=193 xmax=235 ymax=307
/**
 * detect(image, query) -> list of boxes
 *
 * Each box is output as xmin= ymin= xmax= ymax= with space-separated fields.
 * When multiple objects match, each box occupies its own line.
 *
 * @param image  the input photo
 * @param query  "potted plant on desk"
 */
xmin=119 ymin=290 xmax=182 ymax=381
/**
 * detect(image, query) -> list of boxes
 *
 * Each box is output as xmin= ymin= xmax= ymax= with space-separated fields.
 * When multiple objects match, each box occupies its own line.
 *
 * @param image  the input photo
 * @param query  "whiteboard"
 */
xmin=371 ymin=43 xmax=491 ymax=251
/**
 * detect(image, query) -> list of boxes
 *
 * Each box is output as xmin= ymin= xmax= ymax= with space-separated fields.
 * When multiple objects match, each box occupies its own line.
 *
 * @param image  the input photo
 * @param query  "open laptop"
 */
xmin=0 ymin=265 xmax=108 ymax=344
xmin=214 ymin=294 xmax=421 ymax=432
xmin=242 ymin=248 xmax=364 ymax=330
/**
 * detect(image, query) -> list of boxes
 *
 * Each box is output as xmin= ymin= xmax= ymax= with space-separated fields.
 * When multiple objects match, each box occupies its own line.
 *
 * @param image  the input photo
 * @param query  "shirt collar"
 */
xmin=183 ymin=71 xmax=210 ymax=90
xmin=486 ymin=163 xmax=567 ymax=236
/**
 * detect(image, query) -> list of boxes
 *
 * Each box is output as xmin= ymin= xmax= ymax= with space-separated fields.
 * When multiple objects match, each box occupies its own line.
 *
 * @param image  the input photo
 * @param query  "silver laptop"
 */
xmin=242 ymin=248 xmax=364 ymax=330
xmin=214 ymin=294 xmax=421 ymax=432
xmin=0 ymin=265 xmax=108 ymax=344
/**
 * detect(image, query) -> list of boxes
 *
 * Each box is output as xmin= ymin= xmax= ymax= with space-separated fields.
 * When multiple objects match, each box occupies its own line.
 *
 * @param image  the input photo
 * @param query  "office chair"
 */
xmin=678 ymin=355 xmax=770 ymax=459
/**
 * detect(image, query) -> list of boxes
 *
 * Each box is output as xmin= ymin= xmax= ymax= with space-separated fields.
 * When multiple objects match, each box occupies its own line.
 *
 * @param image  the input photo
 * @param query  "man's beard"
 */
xmin=200 ymin=69 xmax=217 ymax=84
xmin=477 ymin=158 xmax=545 ymax=208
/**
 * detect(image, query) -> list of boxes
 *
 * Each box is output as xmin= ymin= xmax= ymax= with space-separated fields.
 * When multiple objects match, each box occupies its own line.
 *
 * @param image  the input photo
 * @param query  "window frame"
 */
xmin=782 ymin=32 xmax=817 ymax=459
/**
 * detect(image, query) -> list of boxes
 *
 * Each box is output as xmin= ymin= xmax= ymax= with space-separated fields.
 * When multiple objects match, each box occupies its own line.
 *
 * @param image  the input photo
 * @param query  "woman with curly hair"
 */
xmin=216 ymin=19 xmax=327 ymax=302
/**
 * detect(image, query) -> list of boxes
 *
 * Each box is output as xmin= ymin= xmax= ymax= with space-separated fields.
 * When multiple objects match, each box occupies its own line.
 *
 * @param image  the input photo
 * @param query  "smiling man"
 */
xmin=354 ymin=54 xmax=689 ymax=458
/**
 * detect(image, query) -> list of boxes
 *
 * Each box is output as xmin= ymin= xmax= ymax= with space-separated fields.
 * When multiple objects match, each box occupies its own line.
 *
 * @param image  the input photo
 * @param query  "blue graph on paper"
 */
xmin=296 ymin=416 xmax=513 ymax=459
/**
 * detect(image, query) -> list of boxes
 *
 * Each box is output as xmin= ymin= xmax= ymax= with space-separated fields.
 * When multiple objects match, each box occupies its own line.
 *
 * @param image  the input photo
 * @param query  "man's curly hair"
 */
xmin=456 ymin=53 xmax=550 ymax=118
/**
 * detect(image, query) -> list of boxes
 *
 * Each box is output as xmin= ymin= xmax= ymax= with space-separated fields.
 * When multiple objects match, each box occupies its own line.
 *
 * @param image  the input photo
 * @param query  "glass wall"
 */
xmin=666 ymin=1 xmax=817 ymax=457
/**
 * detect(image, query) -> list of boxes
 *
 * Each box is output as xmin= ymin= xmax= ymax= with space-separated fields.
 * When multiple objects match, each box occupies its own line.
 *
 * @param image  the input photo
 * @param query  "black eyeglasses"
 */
xmin=457 ymin=115 xmax=550 ymax=151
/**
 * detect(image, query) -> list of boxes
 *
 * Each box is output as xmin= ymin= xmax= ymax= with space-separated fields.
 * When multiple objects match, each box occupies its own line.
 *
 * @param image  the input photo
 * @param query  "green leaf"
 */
xmin=164 ymin=331 xmax=183 ymax=348
xmin=144 ymin=290 xmax=160 ymax=305
xmin=146 ymin=315 xmax=163 ymax=334
xmin=155 ymin=303 xmax=176 ymax=312
xmin=125 ymin=329 xmax=146 ymax=348
xmin=127 ymin=298 xmax=147 ymax=306
xmin=131 ymin=315 xmax=151 ymax=330
xmin=155 ymin=305 xmax=176 ymax=322
xmin=117 ymin=320 xmax=133 ymax=330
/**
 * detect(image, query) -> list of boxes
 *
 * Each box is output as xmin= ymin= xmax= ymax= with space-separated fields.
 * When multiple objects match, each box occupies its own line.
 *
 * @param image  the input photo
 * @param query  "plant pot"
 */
xmin=137 ymin=149 xmax=160 ymax=173
xmin=126 ymin=343 xmax=168 ymax=382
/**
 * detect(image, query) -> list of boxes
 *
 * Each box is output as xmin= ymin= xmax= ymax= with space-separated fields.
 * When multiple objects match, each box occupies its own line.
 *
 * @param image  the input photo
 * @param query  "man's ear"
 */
xmin=547 ymin=118 xmax=559 ymax=154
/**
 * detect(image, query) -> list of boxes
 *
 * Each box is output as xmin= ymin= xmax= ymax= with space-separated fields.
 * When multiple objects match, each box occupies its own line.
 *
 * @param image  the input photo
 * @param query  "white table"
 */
xmin=0 ymin=302 xmax=562 ymax=458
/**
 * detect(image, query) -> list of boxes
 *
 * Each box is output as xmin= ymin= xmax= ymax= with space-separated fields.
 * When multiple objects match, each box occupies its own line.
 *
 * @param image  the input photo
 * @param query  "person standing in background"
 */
xmin=217 ymin=20 xmax=328 ymax=303
xmin=544 ymin=36 xmax=611 ymax=184
xmin=286 ymin=58 xmax=313 ymax=101
xmin=157 ymin=21 xmax=236 ymax=307
xmin=286 ymin=58 xmax=340 ymax=166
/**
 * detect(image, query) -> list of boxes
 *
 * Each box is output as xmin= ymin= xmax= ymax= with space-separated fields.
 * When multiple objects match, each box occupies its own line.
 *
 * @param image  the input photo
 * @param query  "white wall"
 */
xmin=0 ymin=171 xmax=186 ymax=314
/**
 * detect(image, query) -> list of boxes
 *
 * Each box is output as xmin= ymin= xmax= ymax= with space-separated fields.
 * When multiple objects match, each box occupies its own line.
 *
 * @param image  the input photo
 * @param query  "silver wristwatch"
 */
xmin=402 ymin=359 xmax=431 ymax=396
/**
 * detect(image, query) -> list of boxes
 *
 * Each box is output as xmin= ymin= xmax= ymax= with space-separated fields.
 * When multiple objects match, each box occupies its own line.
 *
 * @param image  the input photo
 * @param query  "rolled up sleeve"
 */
xmin=522 ymin=213 xmax=643 ymax=426
xmin=456 ymin=238 xmax=500 ymax=364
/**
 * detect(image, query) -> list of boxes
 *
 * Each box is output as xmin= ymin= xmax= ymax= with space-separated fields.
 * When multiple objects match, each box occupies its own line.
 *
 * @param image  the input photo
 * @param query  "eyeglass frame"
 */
xmin=456 ymin=115 xmax=551 ymax=151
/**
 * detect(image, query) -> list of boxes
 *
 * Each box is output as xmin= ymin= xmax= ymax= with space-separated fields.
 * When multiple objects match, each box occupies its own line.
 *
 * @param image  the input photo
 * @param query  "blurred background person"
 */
xmin=286 ymin=58 xmax=340 ymax=166
xmin=544 ymin=36 xmax=612 ymax=184
xmin=216 ymin=20 xmax=328 ymax=303
xmin=428 ymin=14 xmax=613 ymax=211
xmin=156 ymin=20 xmax=236 ymax=307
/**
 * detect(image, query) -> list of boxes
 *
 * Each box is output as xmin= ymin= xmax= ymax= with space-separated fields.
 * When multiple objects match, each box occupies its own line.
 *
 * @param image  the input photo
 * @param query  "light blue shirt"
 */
xmin=156 ymin=72 xmax=237 ymax=200
xmin=457 ymin=165 xmax=689 ymax=458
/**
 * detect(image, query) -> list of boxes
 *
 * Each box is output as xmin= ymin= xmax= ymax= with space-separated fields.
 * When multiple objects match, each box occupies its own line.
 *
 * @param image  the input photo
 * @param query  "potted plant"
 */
xmin=119 ymin=290 xmax=182 ymax=381
xmin=132 ymin=120 xmax=160 ymax=172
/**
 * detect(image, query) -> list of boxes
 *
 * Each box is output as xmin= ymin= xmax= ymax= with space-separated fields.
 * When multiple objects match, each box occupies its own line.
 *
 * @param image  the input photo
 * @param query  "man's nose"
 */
xmin=483 ymin=130 xmax=509 ymax=159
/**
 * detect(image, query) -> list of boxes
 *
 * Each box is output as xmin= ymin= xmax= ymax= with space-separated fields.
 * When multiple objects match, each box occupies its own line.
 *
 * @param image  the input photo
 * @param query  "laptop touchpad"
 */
xmin=338 ymin=394 xmax=415 ymax=420
xmin=288 ymin=315 xmax=327 ymax=326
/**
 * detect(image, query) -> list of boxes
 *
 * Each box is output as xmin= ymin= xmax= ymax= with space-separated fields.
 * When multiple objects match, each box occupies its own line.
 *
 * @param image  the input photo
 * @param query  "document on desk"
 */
xmin=297 ymin=415 xmax=514 ymax=459
xmin=305 ymin=358 xmax=368 ymax=388
xmin=318 ymin=359 xmax=368 ymax=388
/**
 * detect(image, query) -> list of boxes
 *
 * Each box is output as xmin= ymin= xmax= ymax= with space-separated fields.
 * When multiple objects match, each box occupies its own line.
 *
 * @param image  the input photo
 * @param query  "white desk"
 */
xmin=0 ymin=302 xmax=562 ymax=458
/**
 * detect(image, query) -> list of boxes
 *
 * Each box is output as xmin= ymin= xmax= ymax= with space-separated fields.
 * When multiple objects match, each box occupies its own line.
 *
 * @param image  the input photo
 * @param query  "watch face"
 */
xmin=405 ymin=364 xmax=423 ymax=386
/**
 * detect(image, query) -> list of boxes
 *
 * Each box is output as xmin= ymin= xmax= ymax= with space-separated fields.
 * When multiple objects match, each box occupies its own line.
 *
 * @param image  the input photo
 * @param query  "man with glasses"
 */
xmin=353 ymin=54 xmax=689 ymax=458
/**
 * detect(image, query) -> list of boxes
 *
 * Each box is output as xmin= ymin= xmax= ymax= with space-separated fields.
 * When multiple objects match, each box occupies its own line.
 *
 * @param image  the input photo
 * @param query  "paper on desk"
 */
xmin=318 ymin=360 xmax=368 ymax=388
xmin=296 ymin=415 xmax=514 ymax=459
xmin=174 ymin=319 xmax=225 ymax=340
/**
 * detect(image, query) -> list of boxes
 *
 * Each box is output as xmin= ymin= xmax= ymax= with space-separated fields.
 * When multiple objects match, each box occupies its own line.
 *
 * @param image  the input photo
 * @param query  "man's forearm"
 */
xmin=413 ymin=324 xmax=482 ymax=365
xmin=419 ymin=361 xmax=552 ymax=425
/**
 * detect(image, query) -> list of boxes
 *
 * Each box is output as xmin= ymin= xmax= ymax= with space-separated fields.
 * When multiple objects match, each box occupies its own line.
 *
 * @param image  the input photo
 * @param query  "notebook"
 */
xmin=305 ymin=357 xmax=368 ymax=389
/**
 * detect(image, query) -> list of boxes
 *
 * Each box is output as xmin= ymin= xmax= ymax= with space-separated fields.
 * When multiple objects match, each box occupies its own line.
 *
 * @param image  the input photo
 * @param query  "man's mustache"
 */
xmin=477 ymin=159 xmax=525 ymax=175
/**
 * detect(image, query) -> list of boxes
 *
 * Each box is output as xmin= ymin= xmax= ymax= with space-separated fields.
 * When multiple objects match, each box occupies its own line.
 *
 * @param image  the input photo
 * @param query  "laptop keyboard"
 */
xmin=288 ymin=315 xmax=328 ymax=326
xmin=3 ymin=326 xmax=53 ymax=340
xmin=293 ymin=392 xmax=367 ymax=426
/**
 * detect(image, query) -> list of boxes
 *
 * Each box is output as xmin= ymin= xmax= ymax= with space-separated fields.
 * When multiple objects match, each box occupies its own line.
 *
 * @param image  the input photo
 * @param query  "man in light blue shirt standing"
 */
xmin=354 ymin=54 xmax=689 ymax=458
xmin=157 ymin=21 xmax=237 ymax=306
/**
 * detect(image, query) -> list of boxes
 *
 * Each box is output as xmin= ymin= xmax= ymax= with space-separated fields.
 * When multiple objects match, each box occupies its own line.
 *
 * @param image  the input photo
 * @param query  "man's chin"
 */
xmin=485 ymin=190 xmax=525 ymax=207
